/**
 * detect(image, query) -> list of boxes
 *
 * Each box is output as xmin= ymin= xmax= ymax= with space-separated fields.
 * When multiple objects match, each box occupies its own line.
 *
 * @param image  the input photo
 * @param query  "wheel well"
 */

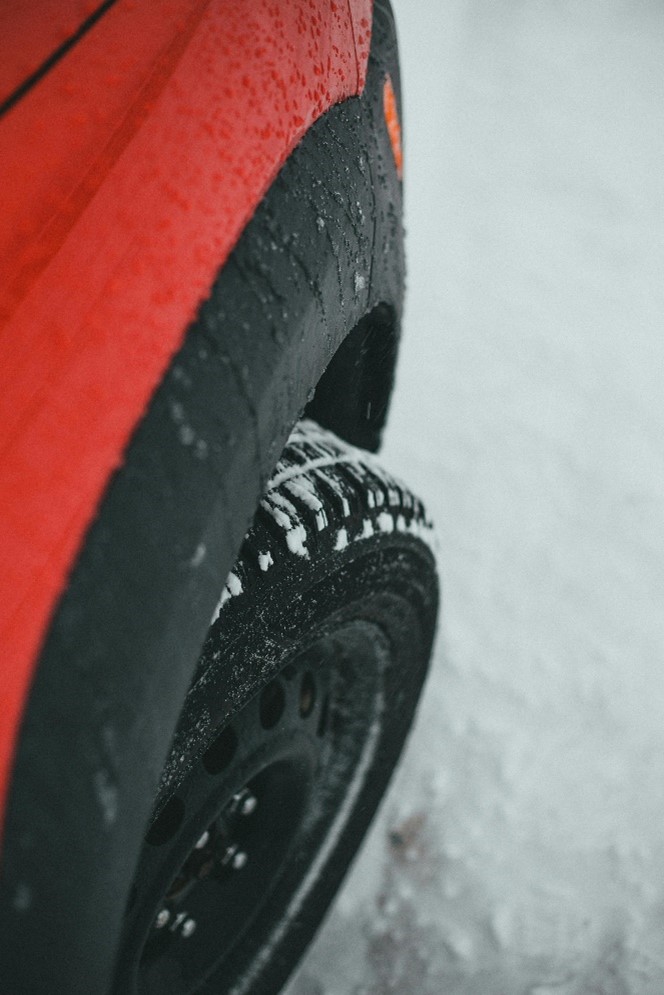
xmin=305 ymin=302 xmax=399 ymax=453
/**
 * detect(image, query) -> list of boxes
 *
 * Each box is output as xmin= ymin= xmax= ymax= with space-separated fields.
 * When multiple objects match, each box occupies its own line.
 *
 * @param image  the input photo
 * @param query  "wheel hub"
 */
xmin=118 ymin=647 xmax=338 ymax=995
xmin=116 ymin=620 xmax=388 ymax=995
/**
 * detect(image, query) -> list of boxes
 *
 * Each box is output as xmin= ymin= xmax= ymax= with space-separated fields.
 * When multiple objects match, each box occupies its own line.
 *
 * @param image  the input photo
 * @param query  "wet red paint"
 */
xmin=0 ymin=0 xmax=372 ymax=838
xmin=0 ymin=0 xmax=103 ymax=107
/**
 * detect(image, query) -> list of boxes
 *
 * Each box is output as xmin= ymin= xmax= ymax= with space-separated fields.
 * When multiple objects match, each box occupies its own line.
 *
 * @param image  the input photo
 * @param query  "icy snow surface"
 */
xmin=287 ymin=1 xmax=664 ymax=992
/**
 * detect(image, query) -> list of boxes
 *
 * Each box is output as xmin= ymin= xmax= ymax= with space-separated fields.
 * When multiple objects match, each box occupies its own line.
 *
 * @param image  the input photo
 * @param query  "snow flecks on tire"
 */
xmin=335 ymin=528 xmax=349 ymax=551
xmin=258 ymin=551 xmax=274 ymax=572
xmin=210 ymin=570 xmax=244 ymax=623
xmin=213 ymin=419 xmax=438 ymax=619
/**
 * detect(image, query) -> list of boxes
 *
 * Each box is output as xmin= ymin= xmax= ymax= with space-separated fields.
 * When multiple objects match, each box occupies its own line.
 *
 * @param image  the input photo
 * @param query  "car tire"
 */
xmin=113 ymin=418 xmax=438 ymax=995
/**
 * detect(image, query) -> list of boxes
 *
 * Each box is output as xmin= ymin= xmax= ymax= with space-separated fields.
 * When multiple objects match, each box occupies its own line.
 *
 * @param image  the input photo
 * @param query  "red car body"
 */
xmin=0 ymin=0 xmax=372 ymax=837
xmin=0 ymin=3 xmax=417 ymax=991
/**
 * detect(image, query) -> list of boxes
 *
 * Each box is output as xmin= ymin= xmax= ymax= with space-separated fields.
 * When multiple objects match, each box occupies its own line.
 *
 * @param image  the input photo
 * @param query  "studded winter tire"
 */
xmin=112 ymin=419 xmax=438 ymax=995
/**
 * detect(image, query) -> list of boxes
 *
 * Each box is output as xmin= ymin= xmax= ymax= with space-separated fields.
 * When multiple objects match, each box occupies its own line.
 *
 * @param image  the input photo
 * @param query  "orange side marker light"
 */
xmin=383 ymin=73 xmax=403 ymax=179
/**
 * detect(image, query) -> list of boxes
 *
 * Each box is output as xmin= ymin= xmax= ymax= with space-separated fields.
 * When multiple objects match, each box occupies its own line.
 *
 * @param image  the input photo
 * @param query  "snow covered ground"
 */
xmin=287 ymin=1 xmax=664 ymax=992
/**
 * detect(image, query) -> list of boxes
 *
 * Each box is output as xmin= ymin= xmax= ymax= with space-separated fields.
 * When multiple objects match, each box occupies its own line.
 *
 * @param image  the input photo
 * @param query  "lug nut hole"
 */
xmin=259 ymin=680 xmax=285 ymax=729
xmin=203 ymin=726 xmax=238 ymax=775
xmin=299 ymin=672 xmax=316 ymax=718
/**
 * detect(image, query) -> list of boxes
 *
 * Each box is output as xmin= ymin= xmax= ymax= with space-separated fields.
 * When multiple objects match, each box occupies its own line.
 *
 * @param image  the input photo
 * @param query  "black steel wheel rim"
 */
xmin=115 ymin=621 xmax=387 ymax=995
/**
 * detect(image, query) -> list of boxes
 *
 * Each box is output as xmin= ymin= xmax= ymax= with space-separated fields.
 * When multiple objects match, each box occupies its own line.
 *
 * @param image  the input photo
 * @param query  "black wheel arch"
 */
xmin=0 ymin=2 xmax=405 ymax=992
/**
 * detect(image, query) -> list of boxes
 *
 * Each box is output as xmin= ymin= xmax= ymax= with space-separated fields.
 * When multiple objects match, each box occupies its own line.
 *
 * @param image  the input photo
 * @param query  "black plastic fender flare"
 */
xmin=0 ymin=3 xmax=404 ymax=992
